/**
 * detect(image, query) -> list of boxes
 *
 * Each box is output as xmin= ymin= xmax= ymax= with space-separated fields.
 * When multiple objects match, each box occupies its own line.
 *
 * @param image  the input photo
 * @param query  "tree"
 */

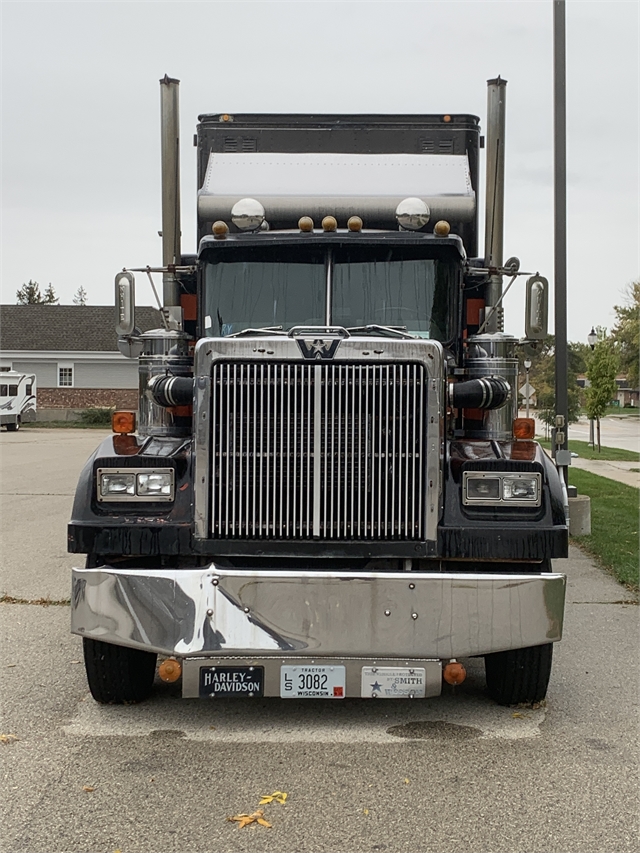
xmin=585 ymin=336 xmax=619 ymax=451
xmin=523 ymin=335 xmax=582 ymax=430
xmin=612 ymin=281 xmax=639 ymax=391
xmin=73 ymin=286 xmax=88 ymax=306
xmin=16 ymin=280 xmax=43 ymax=304
xmin=43 ymin=283 xmax=59 ymax=304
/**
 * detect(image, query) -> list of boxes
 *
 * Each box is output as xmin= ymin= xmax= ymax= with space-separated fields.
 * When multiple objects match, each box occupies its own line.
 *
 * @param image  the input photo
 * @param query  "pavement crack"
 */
xmin=1 ymin=594 xmax=71 ymax=606
xmin=572 ymin=599 xmax=638 ymax=605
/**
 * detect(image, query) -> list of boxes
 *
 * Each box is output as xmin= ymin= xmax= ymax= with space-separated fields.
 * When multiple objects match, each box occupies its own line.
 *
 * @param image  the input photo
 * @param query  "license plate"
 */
xmin=361 ymin=666 xmax=427 ymax=698
xmin=280 ymin=665 xmax=346 ymax=698
xmin=199 ymin=665 xmax=264 ymax=698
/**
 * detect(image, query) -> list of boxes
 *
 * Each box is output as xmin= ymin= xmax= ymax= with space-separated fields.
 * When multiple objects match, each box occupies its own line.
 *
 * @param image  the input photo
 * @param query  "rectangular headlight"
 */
xmin=503 ymin=475 xmax=539 ymax=502
xmin=97 ymin=468 xmax=174 ymax=502
xmin=463 ymin=471 xmax=541 ymax=507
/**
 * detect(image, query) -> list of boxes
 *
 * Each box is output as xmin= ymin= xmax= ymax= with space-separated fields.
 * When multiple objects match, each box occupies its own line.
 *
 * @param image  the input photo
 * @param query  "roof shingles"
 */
xmin=0 ymin=305 xmax=163 ymax=352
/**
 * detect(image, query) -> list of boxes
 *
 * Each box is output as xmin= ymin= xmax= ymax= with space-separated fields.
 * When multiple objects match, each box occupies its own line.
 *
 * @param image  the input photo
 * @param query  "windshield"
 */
xmin=203 ymin=243 xmax=458 ymax=341
xmin=204 ymin=245 xmax=325 ymax=336
xmin=332 ymin=246 xmax=454 ymax=340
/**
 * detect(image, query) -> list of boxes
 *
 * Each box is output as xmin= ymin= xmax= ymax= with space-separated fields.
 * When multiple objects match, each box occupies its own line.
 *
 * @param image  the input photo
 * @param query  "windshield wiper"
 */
xmin=226 ymin=326 xmax=288 ymax=338
xmin=346 ymin=325 xmax=416 ymax=339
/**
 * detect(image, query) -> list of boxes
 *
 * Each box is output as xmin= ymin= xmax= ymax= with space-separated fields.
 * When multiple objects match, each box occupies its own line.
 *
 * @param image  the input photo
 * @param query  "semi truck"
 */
xmin=69 ymin=75 xmax=568 ymax=706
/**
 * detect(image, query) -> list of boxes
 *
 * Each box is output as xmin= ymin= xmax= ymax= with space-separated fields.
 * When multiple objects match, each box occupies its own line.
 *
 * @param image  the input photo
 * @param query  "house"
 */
xmin=576 ymin=374 xmax=638 ymax=408
xmin=0 ymin=305 xmax=162 ymax=410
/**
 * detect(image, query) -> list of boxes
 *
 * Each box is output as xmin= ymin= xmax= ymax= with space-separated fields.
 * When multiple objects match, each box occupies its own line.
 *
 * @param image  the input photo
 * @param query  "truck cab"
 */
xmin=69 ymin=79 xmax=567 ymax=707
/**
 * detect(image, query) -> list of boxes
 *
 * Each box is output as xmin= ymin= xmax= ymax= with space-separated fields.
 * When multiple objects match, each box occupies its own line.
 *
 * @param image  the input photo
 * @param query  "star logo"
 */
xmin=370 ymin=681 xmax=382 ymax=693
xmin=296 ymin=337 xmax=342 ymax=360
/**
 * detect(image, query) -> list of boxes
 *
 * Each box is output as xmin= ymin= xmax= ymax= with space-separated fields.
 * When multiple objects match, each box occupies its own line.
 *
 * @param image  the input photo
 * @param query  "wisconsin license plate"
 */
xmin=280 ymin=665 xmax=346 ymax=698
xmin=361 ymin=666 xmax=427 ymax=698
xmin=199 ymin=665 xmax=264 ymax=698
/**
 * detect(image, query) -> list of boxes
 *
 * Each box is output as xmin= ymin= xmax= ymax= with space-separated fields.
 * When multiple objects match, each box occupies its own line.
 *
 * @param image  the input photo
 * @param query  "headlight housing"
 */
xmin=97 ymin=467 xmax=174 ymax=502
xmin=463 ymin=471 xmax=541 ymax=507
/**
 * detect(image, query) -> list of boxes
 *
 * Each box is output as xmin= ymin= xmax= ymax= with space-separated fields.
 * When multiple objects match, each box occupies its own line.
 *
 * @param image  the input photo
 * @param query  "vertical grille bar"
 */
xmin=211 ymin=361 xmax=428 ymax=541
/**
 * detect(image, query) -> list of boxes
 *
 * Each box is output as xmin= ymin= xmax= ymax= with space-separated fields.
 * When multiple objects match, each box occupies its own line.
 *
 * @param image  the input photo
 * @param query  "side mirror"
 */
xmin=115 ymin=271 xmax=136 ymax=336
xmin=525 ymin=275 xmax=548 ymax=340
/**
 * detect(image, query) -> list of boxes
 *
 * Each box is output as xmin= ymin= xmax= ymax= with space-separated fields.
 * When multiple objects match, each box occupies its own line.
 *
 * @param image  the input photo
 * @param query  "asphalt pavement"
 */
xmin=1 ymin=429 xmax=638 ymax=853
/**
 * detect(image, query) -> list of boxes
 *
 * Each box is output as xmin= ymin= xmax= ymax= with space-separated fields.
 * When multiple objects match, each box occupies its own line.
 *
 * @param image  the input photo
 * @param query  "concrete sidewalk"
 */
xmin=569 ymin=457 xmax=640 ymax=489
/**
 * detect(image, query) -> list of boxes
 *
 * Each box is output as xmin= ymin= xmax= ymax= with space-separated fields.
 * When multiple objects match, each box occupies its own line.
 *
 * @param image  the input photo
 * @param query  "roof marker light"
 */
xmin=322 ymin=216 xmax=338 ymax=232
xmin=347 ymin=216 xmax=363 ymax=232
xmin=433 ymin=220 xmax=451 ymax=236
xmin=396 ymin=198 xmax=430 ymax=231
xmin=212 ymin=220 xmax=229 ymax=239
xmin=298 ymin=216 xmax=314 ymax=232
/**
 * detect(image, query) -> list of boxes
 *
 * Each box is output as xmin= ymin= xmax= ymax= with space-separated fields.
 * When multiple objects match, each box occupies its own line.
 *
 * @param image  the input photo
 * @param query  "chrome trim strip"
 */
xmin=71 ymin=565 xmax=566 ymax=660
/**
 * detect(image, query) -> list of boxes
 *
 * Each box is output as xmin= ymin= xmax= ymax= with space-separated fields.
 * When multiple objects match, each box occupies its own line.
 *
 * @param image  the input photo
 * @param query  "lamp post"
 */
xmin=524 ymin=358 xmax=532 ymax=419
xmin=587 ymin=327 xmax=597 ymax=447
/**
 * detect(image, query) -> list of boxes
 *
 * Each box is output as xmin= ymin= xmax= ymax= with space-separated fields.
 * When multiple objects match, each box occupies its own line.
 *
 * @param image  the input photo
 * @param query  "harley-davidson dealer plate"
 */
xmin=199 ymin=665 xmax=264 ymax=698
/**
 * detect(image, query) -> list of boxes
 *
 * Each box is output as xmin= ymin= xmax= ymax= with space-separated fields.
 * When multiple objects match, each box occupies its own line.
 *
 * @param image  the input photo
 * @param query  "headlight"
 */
xmin=463 ymin=471 xmax=541 ymax=507
xmin=502 ymin=476 xmax=539 ymax=502
xmin=97 ymin=468 xmax=174 ymax=502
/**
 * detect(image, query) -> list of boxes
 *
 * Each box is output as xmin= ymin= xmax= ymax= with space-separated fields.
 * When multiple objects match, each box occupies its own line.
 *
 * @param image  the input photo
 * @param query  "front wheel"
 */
xmin=83 ymin=637 xmax=157 ymax=704
xmin=6 ymin=420 xmax=19 ymax=431
xmin=484 ymin=643 xmax=553 ymax=706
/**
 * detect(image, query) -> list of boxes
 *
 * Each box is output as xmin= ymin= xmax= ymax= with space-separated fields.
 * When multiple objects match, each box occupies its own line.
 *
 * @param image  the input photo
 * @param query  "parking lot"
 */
xmin=1 ymin=429 xmax=638 ymax=853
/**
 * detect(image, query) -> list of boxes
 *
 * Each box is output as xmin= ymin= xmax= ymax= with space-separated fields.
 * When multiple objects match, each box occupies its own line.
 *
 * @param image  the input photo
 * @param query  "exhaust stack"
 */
xmin=484 ymin=76 xmax=507 ymax=332
xmin=160 ymin=74 xmax=181 ymax=308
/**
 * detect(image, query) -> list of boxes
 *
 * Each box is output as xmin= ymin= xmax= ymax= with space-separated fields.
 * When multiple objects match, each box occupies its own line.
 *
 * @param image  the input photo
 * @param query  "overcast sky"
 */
xmin=2 ymin=0 xmax=638 ymax=342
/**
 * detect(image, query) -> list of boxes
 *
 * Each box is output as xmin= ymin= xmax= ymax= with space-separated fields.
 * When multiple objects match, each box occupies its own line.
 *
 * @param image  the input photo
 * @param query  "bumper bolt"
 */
xmin=206 ymin=608 xmax=213 ymax=617
xmin=384 ymin=609 xmax=391 ymax=616
xmin=411 ymin=612 xmax=418 ymax=620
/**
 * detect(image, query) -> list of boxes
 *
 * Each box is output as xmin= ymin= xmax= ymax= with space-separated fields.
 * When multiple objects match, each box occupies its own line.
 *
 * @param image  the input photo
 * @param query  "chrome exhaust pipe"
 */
xmin=160 ymin=74 xmax=181 ymax=308
xmin=484 ymin=76 xmax=507 ymax=331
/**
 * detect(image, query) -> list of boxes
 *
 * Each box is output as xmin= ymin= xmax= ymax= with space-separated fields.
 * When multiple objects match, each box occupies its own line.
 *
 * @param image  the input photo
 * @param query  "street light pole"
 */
xmin=587 ymin=326 xmax=597 ymax=447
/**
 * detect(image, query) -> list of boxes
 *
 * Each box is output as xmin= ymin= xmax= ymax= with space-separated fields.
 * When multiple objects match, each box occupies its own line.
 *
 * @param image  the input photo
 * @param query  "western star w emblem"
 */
xmin=296 ymin=338 xmax=342 ymax=360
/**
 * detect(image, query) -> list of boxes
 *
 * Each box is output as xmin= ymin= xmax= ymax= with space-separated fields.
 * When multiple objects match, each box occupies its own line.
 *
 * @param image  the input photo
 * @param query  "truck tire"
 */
xmin=6 ymin=420 xmax=19 ymax=431
xmin=484 ymin=643 xmax=553 ymax=706
xmin=83 ymin=637 xmax=157 ymax=704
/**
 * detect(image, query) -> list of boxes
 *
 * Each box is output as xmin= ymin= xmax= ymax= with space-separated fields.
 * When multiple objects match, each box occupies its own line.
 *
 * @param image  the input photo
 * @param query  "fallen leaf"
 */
xmin=228 ymin=809 xmax=271 ymax=828
xmin=6 ymin=664 xmax=16 ymax=668
xmin=363 ymin=808 xmax=369 ymax=815
xmin=404 ymin=778 xmax=410 ymax=784
xmin=0 ymin=734 xmax=19 ymax=744
xmin=512 ymin=712 xmax=528 ymax=719
xmin=209 ymin=725 xmax=216 ymax=730
xmin=259 ymin=791 xmax=287 ymax=805
xmin=82 ymin=785 xmax=96 ymax=793
xmin=70 ymin=660 xmax=81 ymax=664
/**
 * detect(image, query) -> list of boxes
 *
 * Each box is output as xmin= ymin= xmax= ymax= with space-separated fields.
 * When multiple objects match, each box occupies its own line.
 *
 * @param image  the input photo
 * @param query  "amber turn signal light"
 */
xmin=158 ymin=657 xmax=182 ymax=683
xmin=112 ymin=411 xmax=136 ymax=434
xmin=443 ymin=660 xmax=467 ymax=686
xmin=513 ymin=417 xmax=535 ymax=440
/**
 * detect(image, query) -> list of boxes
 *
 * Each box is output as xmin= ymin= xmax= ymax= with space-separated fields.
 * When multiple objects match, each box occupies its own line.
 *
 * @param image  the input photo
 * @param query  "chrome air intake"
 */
xmin=138 ymin=329 xmax=192 ymax=438
xmin=462 ymin=333 xmax=518 ymax=440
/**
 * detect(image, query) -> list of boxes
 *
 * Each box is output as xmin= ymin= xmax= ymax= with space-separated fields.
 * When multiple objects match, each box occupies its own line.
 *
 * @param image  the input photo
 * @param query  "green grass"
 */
xmin=570 ymin=469 xmax=639 ymax=591
xmin=538 ymin=439 xmax=640 ymax=462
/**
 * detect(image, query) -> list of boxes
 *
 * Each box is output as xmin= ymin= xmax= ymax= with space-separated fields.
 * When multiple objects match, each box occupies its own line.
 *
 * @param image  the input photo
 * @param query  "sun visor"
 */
xmin=197 ymin=152 xmax=476 ymax=229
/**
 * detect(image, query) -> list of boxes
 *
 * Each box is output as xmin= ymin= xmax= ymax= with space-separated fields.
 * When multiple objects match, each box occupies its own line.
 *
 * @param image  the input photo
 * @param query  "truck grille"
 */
xmin=211 ymin=362 xmax=427 ymax=540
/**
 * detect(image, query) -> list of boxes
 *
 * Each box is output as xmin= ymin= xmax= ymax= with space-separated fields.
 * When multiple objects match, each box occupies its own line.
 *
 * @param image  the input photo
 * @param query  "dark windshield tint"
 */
xmin=332 ymin=246 xmax=456 ymax=341
xmin=204 ymin=246 xmax=325 ymax=336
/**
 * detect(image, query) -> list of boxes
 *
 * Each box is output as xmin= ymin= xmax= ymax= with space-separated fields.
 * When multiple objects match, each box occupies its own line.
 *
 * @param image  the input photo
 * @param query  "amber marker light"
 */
xmin=212 ymin=220 xmax=229 ymax=238
xmin=433 ymin=220 xmax=451 ymax=236
xmin=347 ymin=216 xmax=363 ymax=232
xmin=443 ymin=660 xmax=467 ymax=685
xmin=443 ymin=114 xmax=452 ymax=123
xmin=158 ymin=657 xmax=182 ymax=683
xmin=322 ymin=215 xmax=338 ymax=232
xmin=298 ymin=216 xmax=314 ymax=232
xmin=112 ymin=411 xmax=136 ymax=435
xmin=513 ymin=417 xmax=536 ymax=440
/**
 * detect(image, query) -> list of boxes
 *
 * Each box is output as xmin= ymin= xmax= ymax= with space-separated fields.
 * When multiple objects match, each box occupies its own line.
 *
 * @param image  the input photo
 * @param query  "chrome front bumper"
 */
xmin=71 ymin=565 xmax=566 ymax=660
